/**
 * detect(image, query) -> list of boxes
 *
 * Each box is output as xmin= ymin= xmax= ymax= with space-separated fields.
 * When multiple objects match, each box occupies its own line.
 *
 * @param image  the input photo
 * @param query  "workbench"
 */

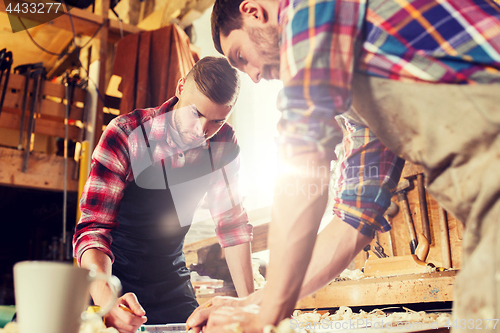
xmin=187 ymin=162 xmax=462 ymax=316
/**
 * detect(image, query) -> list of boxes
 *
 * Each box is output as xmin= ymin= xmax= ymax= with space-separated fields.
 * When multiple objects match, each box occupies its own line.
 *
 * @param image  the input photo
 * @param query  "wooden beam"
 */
xmin=0 ymin=2 xmax=141 ymax=43
xmin=7 ymin=73 xmax=87 ymax=103
xmin=2 ymin=90 xmax=84 ymax=120
xmin=296 ymin=271 xmax=456 ymax=309
xmin=91 ymin=0 xmax=110 ymax=150
xmin=0 ymin=146 xmax=78 ymax=191
xmin=0 ymin=111 xmax=81 ymax=141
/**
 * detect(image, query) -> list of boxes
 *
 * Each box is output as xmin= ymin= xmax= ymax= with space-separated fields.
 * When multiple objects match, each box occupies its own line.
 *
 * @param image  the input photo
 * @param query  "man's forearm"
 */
xmin=80 ymin=248 xmax=114 ymax=307
xmin=224 ymin=242 xmax=255 ymax=297
xmin=298 ymin=216 xmax=371 ymax=300
xmin=258 ymin=153 xmax=330 ymax=326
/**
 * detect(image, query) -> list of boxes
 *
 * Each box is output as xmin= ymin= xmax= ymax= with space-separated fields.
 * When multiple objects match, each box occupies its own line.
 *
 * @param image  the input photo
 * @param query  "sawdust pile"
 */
xmin=292 ymin=306 xmax=451 ymax=326
xmin=334 ymin=268 xmax=365 ymax=281
xmin=253 ymin=261 xmax=267 ymax=289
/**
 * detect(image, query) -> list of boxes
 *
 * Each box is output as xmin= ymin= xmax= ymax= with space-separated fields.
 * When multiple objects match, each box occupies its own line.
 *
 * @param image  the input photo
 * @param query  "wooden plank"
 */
xmin=1 ymin=91 xmax=84 ymax=120
xmin=4 ymin=73 xmax=86 ymax=103
xmin=43 ymin=80 xmax=87 ymax=103
xmin=402 ymin=161 xmax=425 ymax=179
xmin=0 ymin=146 xmax=78 ymax=191
xmin=197 ymin=289 xmax=237 ymax=305
xmin=0 ymin=111 xmax=81 ymax=141
xmin=4 ymin=72 xmax=29 ymax=90
xmin=252 ymin=222 xmax=269 ymax=253
xmin=184 ymin=222 xmax=270 ymax=267
xmin=296 ymin=271 xmax=456 ymax=309
xmin=39 ymin=99 xmax=84 ymax=120
xmin=196 ymin=271 xmax=456 ymax=310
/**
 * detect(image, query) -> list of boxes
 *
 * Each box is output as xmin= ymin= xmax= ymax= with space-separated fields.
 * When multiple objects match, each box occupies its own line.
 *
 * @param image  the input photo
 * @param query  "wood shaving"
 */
xmin=292 ymin=306 xmax=451 ymax=327
xmin=79 ymin=313 xmax=120 ymax=333
xmin=334 ymin=269 xmax=365 ymax=281
xmin=0 ymin=315 xmax=119 ymax=333
xmin=253 ymin=261 xmax=267 ymax=289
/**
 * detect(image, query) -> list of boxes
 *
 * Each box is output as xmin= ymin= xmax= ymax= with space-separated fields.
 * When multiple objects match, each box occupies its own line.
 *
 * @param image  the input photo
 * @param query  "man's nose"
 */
xmin=245 ymin=63 xmax=261 ymax=83
xmin=194 ymin=117 xmax=208 ymax=137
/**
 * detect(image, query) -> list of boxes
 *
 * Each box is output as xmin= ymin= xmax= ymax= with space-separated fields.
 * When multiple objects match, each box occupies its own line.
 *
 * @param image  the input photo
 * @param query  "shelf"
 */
xmin=0 ymin=146 xmax=79 ymax=191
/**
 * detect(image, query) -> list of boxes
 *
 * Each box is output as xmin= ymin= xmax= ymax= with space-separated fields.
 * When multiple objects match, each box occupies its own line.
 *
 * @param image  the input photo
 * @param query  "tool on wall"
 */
xmin=438 ymin=207 xmax=452 ymax=268
xmin=415 ymin=232 xmax=429 ymax=261
xmin=363 ymin=243 xmax=387 ymax=259
xmin=384 ymin=200 xmax=399 ymax=256
xmin=72 ymin=74 xmax=88 ymax=181
xmin=416 ymin=173 xmax=431 ymax=243
xmin=62 ymin=72 xmax=77 ymax=245
xmin=395 ymin=179 xmax=418 ymax=254
xmin=374 ymin=233 xmax=389 ymax=258
xmin=22 ymin=64 xmax=46 ymax=172
xmin=456 ymin=218 xmax=464 ymax=240
xmin=0 ymin=48 xmax=13 ymax=116
xmin=14 ymin=63 xmax=42 ymax=150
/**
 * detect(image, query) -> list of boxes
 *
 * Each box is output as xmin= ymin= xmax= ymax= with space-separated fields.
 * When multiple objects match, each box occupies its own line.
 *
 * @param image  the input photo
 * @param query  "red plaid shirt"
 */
xmin=73 ymin=97 xmax=253 ymax=264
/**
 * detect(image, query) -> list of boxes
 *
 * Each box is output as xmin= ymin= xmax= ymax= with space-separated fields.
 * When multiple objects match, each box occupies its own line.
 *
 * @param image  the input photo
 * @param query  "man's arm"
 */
xmin=73 ymin=120 xmax=147 ymax=333
xmin=248 ymin=0 xmax=370 ymax=323
xmin=299 ymin=114 xmax=404 ymax=298
xmin=224 ymin=242 xmax=255 ymax=297
xmin=188 ymin=152 xmax=330 ymax=333
xmin=206 ymin=131 xmax=255 ymax=297
xmin=80 ymin=249 xmax=147 ymax=333
xmin=257 ymin=152 xmax=330 ymax=326
xmin=298 ymin=216 xmax=370 ymax=299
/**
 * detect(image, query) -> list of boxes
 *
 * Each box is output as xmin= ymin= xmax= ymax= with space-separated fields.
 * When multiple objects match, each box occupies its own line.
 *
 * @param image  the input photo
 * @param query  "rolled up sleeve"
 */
xmin=332 ymin=114 xmax=404 ymax=238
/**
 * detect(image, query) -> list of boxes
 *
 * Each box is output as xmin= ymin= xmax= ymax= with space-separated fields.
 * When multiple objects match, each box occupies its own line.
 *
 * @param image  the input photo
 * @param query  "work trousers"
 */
xmin=352 ymin=72 xmax=500 ymax=332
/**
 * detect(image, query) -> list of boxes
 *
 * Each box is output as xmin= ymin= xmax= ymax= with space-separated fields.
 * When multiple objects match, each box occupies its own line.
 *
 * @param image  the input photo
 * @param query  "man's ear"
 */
xmin=239 ymin=0 xmax=267 ymax=24
xmin=175 ymin=77 xmax=186 ymax=99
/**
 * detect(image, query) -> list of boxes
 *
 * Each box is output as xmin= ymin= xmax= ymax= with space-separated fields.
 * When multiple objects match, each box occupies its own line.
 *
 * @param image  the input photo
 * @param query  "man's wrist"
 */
xmin=245 ymin=289 xmax=263 ymax=306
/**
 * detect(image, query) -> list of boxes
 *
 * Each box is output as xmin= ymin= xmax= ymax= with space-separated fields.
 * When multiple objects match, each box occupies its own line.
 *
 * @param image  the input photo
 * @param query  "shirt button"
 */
xmin=179 ymin=153 xmax=184 ymax=158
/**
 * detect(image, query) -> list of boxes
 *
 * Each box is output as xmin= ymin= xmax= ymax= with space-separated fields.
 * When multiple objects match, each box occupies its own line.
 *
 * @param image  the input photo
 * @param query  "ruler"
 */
xmin=137 ymin=324 xmax=186 ymax=332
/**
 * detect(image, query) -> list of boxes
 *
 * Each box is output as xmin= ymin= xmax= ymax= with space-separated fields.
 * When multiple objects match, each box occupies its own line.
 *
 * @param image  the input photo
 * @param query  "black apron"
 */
xmin=111 ymin=142 xmax=215 ymax=324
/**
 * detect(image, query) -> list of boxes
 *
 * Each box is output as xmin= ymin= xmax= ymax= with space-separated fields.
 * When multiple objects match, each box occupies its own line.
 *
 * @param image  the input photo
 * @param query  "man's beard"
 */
xmin=174 ymin=110 xmax=205 ymax=147
xmin=247 ymin=25 xmax=281 ymax=80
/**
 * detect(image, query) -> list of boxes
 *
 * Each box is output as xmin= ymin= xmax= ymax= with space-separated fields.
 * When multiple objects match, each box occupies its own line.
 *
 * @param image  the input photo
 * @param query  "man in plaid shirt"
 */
xmin=186 ymin=0 xmax=500 ymax=332
xmin=73 ymin=57 xmax=255 ymax=332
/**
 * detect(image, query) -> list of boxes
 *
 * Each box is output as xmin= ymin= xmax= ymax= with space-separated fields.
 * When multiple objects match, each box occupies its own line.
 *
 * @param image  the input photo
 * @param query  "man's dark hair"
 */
xmin=211 ymin=0 xmax=245 ymax=55
xmin=186 ymin=56 xmax=240 ymax=105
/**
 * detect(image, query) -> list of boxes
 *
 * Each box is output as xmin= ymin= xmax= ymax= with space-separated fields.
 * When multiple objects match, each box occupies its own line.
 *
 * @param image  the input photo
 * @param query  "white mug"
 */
xmin=13 ymin=261 xmax=121 ymax=333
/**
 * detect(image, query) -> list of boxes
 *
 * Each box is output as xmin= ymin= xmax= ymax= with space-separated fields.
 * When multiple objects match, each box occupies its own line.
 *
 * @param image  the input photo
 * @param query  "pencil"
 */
xmin=186 ymin=302 xmax=211 ymax=332
xmin=119 ymin=304 xmax=135 ymax=314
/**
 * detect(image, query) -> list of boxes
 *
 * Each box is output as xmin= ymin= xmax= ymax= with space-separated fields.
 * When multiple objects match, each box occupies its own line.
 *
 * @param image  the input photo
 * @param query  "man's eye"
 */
xmin=238 ymin=53 xmax=245 ymax=63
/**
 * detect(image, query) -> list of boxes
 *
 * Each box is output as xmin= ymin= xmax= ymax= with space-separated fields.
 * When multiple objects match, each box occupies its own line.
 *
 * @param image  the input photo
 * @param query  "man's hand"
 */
xmin=103 ymin=292 xmax=147 ymax=333
xmin=187 ymin=289 xmax=265 ymax=332
xmin=187 ymin=296 xmax=248 ymax=332
xmin=197 ymin=304 xmax=263 ymax=333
